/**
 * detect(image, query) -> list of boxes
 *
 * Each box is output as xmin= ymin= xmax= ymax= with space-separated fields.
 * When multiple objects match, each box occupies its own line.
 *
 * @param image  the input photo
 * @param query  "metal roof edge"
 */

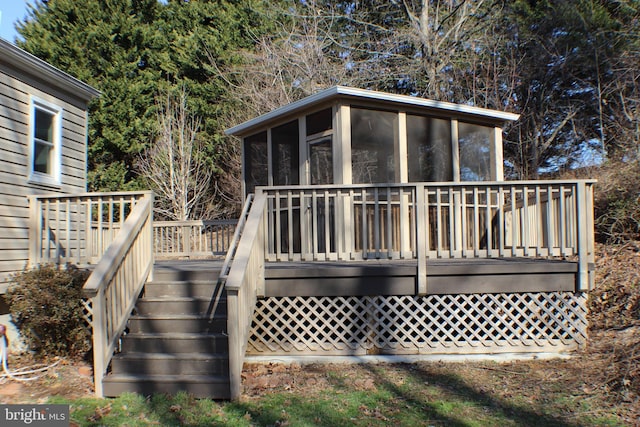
xmin=225 ymin=85 xmax=519 ymax=136
xmin=0 ymin=38 xmax=100 ymax=102
xmin=225 ymin=86 xmax=339 ymax=135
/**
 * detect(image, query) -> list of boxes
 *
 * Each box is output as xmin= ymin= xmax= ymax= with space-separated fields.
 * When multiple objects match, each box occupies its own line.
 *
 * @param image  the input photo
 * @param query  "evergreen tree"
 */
xmin=17 ymin=0 xmax=269 ymax=197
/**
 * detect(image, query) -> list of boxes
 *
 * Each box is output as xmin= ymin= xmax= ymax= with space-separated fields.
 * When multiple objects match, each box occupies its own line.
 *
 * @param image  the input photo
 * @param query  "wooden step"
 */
xmin=103 ymin=263 xmax=231 ymax=399
xmin=127 ymin=314 xmax=227 ymax=334
xmin=102 ymin=374 xmax=231 ymax=399
xmin=120 ymin=332 xmax=228 ymax=353
xmin=110 ymin=352 xmax=229 ymax=376
xmin=143 ymin=280 xmax=224 ymax=299
xmin=152 ymin=265 xmax=222 ymax=283
xmin=135 ymin=297 xmax=222 ymax=315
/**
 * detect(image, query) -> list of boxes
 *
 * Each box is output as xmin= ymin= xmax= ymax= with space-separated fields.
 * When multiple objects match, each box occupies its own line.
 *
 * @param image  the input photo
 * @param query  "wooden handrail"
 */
xmin=218 ymin=194 xmax=255 ymax=283
xmin=225 ymin=191 xmax=267 ymax=400
xmin=82 ymin=192 xmax=154 ymax=397
xmin=82 ymin=195 xmax=153 ymax=297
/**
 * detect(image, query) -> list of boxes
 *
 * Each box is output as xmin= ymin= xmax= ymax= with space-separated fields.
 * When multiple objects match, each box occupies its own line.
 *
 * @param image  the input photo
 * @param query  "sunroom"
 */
xmin=223 ymin=86 xmax=594 ymax=362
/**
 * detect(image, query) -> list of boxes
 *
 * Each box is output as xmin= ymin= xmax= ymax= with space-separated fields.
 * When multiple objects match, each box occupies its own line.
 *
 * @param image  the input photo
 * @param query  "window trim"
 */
xmin=28 ymin=96 xmax=63 ymax=186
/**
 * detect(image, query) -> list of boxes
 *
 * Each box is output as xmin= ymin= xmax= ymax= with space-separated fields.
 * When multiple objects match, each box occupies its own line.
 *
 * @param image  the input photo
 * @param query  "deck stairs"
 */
xmin=102 ymin=263 xmax=231 ymax=398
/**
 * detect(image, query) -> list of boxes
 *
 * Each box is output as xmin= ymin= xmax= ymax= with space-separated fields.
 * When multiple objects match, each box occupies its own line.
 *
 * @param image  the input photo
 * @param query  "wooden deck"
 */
xmin=155 ymin=257 xmax=582 ymax=297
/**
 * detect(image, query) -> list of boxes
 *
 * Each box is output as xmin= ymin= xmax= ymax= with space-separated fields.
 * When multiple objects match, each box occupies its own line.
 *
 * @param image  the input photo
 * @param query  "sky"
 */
xmin=0 ymin=0 xmax=32 ymax=43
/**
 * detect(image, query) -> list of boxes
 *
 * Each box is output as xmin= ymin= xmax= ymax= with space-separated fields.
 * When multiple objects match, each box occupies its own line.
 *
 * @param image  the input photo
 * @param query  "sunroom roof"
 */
xmin=225 ymin=85 xmax=520 ymax=136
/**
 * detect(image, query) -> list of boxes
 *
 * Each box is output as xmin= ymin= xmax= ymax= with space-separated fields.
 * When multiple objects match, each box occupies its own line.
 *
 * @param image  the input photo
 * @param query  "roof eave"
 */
xmin=225 ymin=85 xmax=520 ymax=137
xmin=0 ymin=38 xmax=100 ymax=102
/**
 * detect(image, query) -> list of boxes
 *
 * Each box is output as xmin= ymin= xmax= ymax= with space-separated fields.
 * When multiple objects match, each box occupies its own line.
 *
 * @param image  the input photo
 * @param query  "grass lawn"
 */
xmin=45 ymin=354 xmax=635 ymax=427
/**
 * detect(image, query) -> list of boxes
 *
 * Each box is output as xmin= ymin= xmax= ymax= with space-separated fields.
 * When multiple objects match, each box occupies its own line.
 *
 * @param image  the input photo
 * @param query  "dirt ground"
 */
xmin=0 ymin=326 xmax=638 ymax=422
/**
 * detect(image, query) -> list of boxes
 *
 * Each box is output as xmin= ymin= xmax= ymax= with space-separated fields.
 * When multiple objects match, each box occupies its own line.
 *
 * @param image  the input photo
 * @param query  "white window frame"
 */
xmin=29 ymin=96 xmax=62 ymax=185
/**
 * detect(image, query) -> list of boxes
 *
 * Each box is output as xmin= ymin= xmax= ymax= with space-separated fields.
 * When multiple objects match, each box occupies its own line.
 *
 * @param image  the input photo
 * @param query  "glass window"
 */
xmin=272 ymin=120 xmax=299 ymax=186
xmin=407 ymin=115 xmax=452 ymax=182
xmin=306 ymin=108 xmax=332 ymax=136
xmin=244 ymin=131 xmax=268 ymax=194
xmin=309 ymin=138 xmax=333 ymax=185
xmin=458 ymin=122 xmax=492 ymax=181
xmin=350 ymin=108 xmax=397 ymax=184
xmin=30 ymin=98 xmax=61 ymax=183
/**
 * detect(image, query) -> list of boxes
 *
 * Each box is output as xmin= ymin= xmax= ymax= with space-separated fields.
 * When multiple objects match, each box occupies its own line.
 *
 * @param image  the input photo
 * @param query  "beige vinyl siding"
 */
xmin=0 ymin=61 xmax=91 ymax=286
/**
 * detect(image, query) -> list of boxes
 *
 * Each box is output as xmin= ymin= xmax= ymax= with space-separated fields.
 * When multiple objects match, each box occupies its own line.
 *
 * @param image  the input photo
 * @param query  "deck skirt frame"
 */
xmin=247 ymin=291 xmax=588 ymax=356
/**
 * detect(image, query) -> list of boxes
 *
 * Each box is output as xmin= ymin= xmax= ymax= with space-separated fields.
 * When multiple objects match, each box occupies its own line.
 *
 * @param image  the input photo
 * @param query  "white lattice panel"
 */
xmin=247 ymin=292 xmax=588 ymax=355
xmin=81 ymin=298 xmax=93 ymax=331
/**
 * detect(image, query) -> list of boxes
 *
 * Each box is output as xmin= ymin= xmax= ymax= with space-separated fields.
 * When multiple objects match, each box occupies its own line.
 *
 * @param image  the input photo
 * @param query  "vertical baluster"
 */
xmin=324 ymin=189 xmax=331 ymax=259
xmin=473 ymin=187 xmax=479 ymax=258
xmin=347 ymin=188 xmax=355 ymax=259
xmin=74 ymin=199 xmax=81 ymax=264
xmin=399 ymin=187 xmax=409 ymax=258
xmin=299 ymin=190 xmax=309 ymax=260
xmin=485 ymin=186 xmax=493 ymax=257
xmin=372 ymin=187 xmax=380 ymax=257
xmin=97 ymin=198 xmax=104 ymax=259
xmin=361 ymin=189 xmax=368 ymax=259
xmin=274 ymin=191 xmax=282 ymax=259
xmin=311 ymin=190 xmax=318 ymax=260
xmin=65 ymin=199 xmax=71 ymax=263
xmin=416 ymin=183 xmax=427 ymax=295
xmin=510 ymin=186 xmax=517 ymax=257
xmin=287 ymin=191 xmax=294 ymax=260
xmin=449 ymin=186 xmax=456 ymax=258
xmin=460 ymin=186 xmax=468 ymax=257
xmin=436 ymin=187 xmax=443 ymax=258
xmin=559 ymin=185 xmax=567 ymax=257
xmin=54 ymin=199 xmax=61 ymax=263
xmin=522 ymin=185 xmax=530 ymax=257
xmin=336 ymin=189 xmax=344 ymax=260
xmin=42 ymin=199 xmax=50 ymax=262
xmin=385 ymin=187 xmax=395 ymax=259
xmin=535 ymin=186 xmax=543 ymax=257
xmin=498 ymin=186 xmax=505 ymax=257
xmin=545 ymin=185 xmax=554 ymax=256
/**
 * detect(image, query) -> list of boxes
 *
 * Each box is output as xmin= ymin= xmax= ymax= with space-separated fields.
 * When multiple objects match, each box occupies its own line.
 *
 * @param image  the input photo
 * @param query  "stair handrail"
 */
xmin=82 ymin=192 xmax=154 ymax=397
xmin=225 ymin=191 xmax=267 ymax=400
xmin=217 ymin=194 xmax=255 ymax=286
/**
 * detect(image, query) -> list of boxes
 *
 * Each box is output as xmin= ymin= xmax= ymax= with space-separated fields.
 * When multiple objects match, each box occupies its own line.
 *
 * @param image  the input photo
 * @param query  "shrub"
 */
xmin=6 ymin=264 xmax=91 ymax=359
xmin=592 ymin=160 xmax=640 ymax=243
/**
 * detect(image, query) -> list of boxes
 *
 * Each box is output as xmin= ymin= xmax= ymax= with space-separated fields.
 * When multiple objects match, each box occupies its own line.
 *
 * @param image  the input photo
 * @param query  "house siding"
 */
xmin=0 ymin=43 xmax=97 ymax=289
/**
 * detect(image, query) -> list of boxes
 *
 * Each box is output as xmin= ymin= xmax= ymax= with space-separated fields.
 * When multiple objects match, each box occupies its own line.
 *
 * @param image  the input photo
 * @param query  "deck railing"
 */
xmin=81 ymin=192 xmax=154 ymax=397
xmin=225 ymin=192 xmax=267 ymax=400
xmin=28 ymin=191 xmax=151 ymax=266
xmin=153 ymin=219 xmax=237 ymax=259
xmin=259 ymin=180 xmax=595 ymax=291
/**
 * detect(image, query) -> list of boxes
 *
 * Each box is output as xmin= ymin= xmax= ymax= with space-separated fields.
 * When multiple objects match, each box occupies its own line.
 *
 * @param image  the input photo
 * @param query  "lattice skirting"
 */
xmin=247 ymin=292 xmax=588 ymax=355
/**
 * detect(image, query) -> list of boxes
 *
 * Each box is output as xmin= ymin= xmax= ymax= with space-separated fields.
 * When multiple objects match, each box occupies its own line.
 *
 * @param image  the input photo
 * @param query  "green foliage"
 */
xmin=6 ymin=264 xmax=91 ymax=359
xmin=16 ymin=0 xmax=271 ymax=196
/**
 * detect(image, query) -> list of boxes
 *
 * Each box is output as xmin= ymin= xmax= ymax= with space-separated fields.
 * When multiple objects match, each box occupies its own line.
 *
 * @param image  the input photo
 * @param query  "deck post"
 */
xmin=182 ymin=224 xmax=190 ymax=258
xmin=416 ymin=184 xmax=428 ymax=295
xmin=227 ymin=289 xmax=241 ymax=400
xmin=576 ymin=181 xmax=591 ymax=291
xmin=91 ymin=289 xmax=106 ymax=398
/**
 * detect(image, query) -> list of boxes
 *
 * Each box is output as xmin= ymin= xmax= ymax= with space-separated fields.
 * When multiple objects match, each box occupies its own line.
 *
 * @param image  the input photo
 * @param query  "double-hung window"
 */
xmin=29 ymin=97 xmax=62 ymax=185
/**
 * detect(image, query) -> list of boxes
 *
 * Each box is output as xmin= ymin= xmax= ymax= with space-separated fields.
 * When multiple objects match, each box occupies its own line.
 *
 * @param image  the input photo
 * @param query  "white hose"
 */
xmin=0 ymin=335 xmax=60 ymax=382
